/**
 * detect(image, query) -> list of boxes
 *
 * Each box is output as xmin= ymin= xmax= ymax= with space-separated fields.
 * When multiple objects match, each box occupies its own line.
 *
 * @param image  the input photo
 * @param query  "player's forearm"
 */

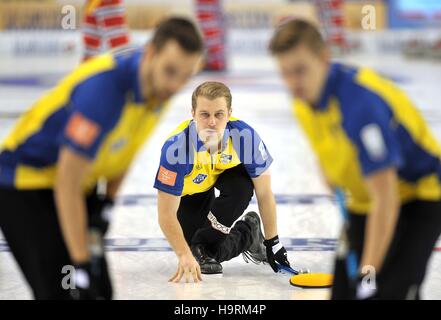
xmin=361 ymin=197 xmax=400 ymax=273
xmin=54 ymin=182 xmax=90 ymax=264
xmin=157 ymin=191 xmax=190 ymax=257
xmin=257 ymin=193 xmax=278 ymax=239
xmin=55 ymin=148 xmax=92 ymax=264
xmin=158 ymin=212 xmax=192 ymax=257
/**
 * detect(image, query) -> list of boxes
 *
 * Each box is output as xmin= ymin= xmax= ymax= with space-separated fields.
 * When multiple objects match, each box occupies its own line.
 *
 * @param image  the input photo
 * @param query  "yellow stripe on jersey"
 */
xmin=164 ymin=118 xmax=242 ymax=196
xmin=166 ymin=119 xmax=192 ymax=140
xmin=293 ymin=64 xmax=441 ymax=214
xmin=0 ymin=51 xmax=168 ymax=192
xmin=15 ymin=166 xmax=57 ymax=190
xmin=356 ymin=68 xmax=441 ymax=158
xmin=355 ymin=68 xmax=441 ymax=204
xmin=1 ymin=54 xmax=115 ymax=152
xmin=154 ymin=117 xmax=272 ymax=197
xmin=83 ymin=99 xmax=168 ymax=191
xmin=294 ymin=99 xmax=372 ymax=213
xmin=181 ymin=137 xmax=241 ymax=196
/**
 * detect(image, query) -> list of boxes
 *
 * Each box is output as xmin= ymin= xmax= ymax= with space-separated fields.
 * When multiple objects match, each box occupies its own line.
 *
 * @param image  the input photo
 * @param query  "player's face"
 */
xmin=192 ymin=96 xmax=232 ymax=149
xmin=140 ymin=40 xmax=202 ymax=102
xmin=275 ymin=44 xmax=329 ymax=105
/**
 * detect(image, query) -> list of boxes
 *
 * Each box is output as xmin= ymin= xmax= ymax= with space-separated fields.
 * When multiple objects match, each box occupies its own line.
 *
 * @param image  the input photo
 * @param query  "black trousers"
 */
xmin=177 ymin=164 xmax=255 ymax=263
xmin=332 ymin=200 xmax=441 ymax=300
xmin=0 ymin=187 xmax=111 ymax=300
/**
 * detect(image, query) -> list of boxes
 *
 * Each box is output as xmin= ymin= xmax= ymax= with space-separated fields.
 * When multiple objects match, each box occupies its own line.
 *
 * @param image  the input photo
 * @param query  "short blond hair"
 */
xmin=269 ymin=19 xmax=325 ymax=55
xmin=191 ymin=81 xmax=232 ymax=110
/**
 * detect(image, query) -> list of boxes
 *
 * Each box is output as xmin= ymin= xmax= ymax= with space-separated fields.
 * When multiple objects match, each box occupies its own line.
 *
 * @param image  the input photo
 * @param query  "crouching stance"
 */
xmin=154 ymin=81 xmax=290 ymax=282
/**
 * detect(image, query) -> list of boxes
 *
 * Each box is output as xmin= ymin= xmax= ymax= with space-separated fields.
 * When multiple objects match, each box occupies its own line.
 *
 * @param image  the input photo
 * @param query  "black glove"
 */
xmin=86 ymin=192 xmax=114 ymax=235
xmin=75 ymin=190 xmax=114 ymax=300
xmin=263 ymin=235 xmax=290 ymax=273
xmin=70 ymin=262 xmax=99 ymax=300
xmin=70 ymin=258 xmax=112 ymax=300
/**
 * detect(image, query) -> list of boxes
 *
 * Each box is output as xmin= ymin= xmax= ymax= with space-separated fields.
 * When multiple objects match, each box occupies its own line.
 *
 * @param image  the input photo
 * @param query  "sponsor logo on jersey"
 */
xmin=65 ymin=112 xmax=100 ymax=148
xmin=220 ymin=153 xmax=232 ymax=164
xmin=110 ymin=138 xmax=127 ymax=152
xmin=193 ymin=173 xmax=207 ymax=184
xmin=158 ymin=166 xmax=177 ymax=186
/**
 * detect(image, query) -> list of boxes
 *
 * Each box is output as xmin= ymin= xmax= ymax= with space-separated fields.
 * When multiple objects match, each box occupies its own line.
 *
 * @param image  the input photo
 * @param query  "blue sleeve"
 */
xmin=153 ymin=134 xmax=191 ymax=196
xmin=230 ymin=121 xmax=273 ymax=178
xmin=60 ymin=71 xmax=125 ymax=159
xmin=344 ymin=97 xmax=403 ymax=177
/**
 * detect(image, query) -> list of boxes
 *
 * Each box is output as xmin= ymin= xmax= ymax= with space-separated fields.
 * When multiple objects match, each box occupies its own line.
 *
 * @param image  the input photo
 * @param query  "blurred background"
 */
xmin=0 ymin=0 xmax=440 ymax=80
xmin=1 ymin=0 xmax=441 ymax=126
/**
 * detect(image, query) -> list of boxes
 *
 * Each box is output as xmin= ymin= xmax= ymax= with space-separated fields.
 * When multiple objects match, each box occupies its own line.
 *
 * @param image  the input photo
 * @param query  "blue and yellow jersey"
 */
xmin=153 ymin=118 xmax=273 ymax=196
xmin=293 ymin=63 xmax=441 ymax=214
xmin=0 ymin=49 xmax=167 ymax=191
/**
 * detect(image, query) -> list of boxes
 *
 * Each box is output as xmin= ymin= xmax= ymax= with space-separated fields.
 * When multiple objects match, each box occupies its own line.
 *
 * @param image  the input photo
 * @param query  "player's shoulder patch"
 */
xmin=360 ymin=123 xmax=387 ymax=161
xmin=65 ymin=112 xmax=101 ymax=147
xmin=158 ymin=165 xmax=178 ymax=187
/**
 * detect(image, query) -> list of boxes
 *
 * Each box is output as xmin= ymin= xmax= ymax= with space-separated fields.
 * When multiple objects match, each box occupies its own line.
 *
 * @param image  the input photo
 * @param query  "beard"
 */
xmin=142 ymin=70 xmax=168 ymax=104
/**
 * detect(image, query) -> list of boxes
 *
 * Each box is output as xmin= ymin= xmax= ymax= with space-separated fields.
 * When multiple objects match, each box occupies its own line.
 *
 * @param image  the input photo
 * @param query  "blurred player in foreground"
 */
xmin=270 ymin=19 xmax=441 ymax=299
xmin=154 ymin=81 xmax=290 ymax=282
xmin=0 ymin=17 xmax=203 ymax=299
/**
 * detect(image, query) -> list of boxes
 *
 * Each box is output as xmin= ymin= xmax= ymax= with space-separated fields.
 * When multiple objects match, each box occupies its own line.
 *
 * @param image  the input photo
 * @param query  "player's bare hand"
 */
xmin=169 ymin=252 xmax=202 ymax=283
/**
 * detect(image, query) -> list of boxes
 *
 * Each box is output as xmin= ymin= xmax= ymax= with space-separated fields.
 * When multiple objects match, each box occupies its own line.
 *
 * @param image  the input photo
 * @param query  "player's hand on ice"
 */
xmin=264 ymin=235 xmax=290 ymax=273
xmin=169 ymin=252 xmax=203 ymax=283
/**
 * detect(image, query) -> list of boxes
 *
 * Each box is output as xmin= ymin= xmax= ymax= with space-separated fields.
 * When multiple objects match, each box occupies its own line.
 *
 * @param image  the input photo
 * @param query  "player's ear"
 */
xmin=320 ymin=47 xmax=330 ymax=63
xmin=191 ymin=107 xmax=196 ymax=119
xmin=144 ymin=43 xmax=155 ymax=61
xmin=194 ymin=57 xmax=205 ymax=74
xmin=228 ymin=107 xmax=232 ymax=118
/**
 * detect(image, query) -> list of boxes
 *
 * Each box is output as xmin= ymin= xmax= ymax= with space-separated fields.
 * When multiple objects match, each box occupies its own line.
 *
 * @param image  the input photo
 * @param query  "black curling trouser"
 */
xmin=0 ymin=187 xmax=112 ymax=300
xmin=177 ymin=164 xmax=255 ymax=263
xmin=332 ymin=199 xmax=441 ymax=300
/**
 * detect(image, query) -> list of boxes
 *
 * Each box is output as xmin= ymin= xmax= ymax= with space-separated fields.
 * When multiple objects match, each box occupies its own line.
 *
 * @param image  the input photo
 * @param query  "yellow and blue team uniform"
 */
xmin=0 ymin=48 xmax=166 ymax=300
xmin=293 ymin=62 xmax=441 ymax=214
xmin=0 ymin=49 xmax=166 ymax=192
xmin=295 ymin=62 xmax=441 ymax=299
xmin=154 ymin=118 xmax=273 ymax=266
xmin=154 ymin=118 xmax=273 ymax=196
